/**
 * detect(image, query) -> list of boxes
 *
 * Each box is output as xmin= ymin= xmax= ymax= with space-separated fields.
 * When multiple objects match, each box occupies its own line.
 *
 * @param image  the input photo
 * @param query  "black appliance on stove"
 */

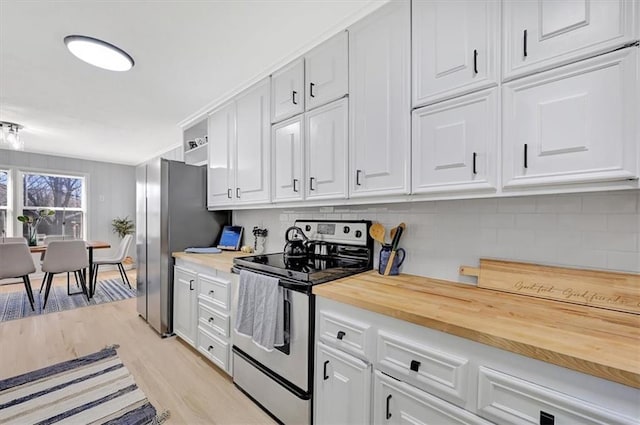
xmin=232 ymin=220 xmax=372 ymax=424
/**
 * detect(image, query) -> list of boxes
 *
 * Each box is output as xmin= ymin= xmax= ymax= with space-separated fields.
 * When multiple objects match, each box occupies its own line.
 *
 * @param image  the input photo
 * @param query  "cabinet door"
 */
xmin=272 ymin=116 xmax=304 ymax=202
xmin=207 ymin=103 xmax=235 ymax=208
xmin=349 ymin=0 xmax=411 ymax=198
xmin=412 ymin=88 xmax=498 ymax=194
xmin=502 ymin=48 xmax=638 ymax=189
xmin=503 ymin=0 xmax=637 ymax=80
xmin=315 ymin=343 xmax=371 ymax=425
xmin=413 ymin=0 xmax=498 ymax=107
xmin=373 ymin=371 xmax=491 ymax=425
xmin=173 ymin=266 xmax=197 ymax=346
xmin=305 ymin=98 xmax=348 ymax=200
xmin=235 ymin=78 xmax=271 ymax=204
xmin=305 ymin=31 xmax=348 ymax=111
xmin=271 ymin=59 xmax=304 ymax=123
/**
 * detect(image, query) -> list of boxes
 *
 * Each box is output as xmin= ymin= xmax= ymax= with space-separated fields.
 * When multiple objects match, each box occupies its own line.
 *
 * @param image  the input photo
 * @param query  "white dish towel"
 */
xmin=235 ymin=270 xmax=285 ymax=351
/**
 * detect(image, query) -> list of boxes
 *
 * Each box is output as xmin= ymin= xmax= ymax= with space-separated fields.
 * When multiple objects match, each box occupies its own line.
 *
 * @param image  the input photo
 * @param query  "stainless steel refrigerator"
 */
xmin=136 ymin=158 xmax=228 ymax=336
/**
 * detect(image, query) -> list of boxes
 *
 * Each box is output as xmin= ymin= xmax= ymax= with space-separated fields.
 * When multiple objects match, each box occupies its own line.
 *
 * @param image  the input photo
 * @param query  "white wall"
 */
xmin=232 ymin=190 xmax=640 ymax=283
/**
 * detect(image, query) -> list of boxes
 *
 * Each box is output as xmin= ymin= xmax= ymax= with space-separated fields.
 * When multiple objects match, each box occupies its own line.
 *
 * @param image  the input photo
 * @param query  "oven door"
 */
xmin=231 ymin=276 xmax=311 ymax=393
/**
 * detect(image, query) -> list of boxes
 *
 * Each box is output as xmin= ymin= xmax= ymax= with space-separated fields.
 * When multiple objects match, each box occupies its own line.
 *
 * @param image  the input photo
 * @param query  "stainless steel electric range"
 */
xmin=231 ymin=220 xmax=372 ymax=425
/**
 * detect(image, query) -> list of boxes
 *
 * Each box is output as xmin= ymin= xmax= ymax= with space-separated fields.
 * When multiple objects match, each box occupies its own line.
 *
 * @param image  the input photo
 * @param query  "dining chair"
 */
xmin=0 ymin=237 xmax=28 ymax=244
xmin=39 ymin=235 xmax=80 ymax=295
xmin=41 ymin=240 xmax=90 ymax=309
xmin=92 ymin=234 xmax=133 ymax=292
xmin=0 ymin=242 xmax=37 ymax=310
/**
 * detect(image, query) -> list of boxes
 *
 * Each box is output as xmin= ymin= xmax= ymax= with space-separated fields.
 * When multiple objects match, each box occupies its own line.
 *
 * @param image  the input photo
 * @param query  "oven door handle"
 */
xmin=275 ymin=292 xmax=291 ymax=356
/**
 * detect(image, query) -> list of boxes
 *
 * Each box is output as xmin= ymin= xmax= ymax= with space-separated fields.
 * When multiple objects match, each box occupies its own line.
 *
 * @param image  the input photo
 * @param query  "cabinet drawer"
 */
xmin=374 ymin=370 xmax=491 ymax=425
xmin=477 ymin=367 xmax=637 ymax=425
xmin=198 ymin=273 xmax=230 ymax=311
xmin=198 ymin=302 xmax=229 ymax=338
xmin=318 ymin=310 xmax=371 ymax=359
xmin=377 ymin=330 xmax=469 ymax=409
xmin=198 ymin=327 xmax=229 ymax=372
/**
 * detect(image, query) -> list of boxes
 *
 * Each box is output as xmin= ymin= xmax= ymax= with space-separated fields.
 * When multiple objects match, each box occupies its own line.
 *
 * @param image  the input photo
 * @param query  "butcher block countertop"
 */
xmin=172 ymin=251 xmax=247 ymax=272
xmin=313 ymin=271 xmax=640 ymax=389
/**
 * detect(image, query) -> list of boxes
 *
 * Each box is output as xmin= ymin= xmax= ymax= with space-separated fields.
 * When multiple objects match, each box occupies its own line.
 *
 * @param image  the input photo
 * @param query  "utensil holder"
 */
xmin=378 ymin=245 xmax=406 ymax=276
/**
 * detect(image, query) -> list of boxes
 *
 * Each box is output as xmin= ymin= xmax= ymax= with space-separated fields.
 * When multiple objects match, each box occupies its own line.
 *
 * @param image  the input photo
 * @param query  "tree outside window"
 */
xmin=21 ymin=172 xmax=85 ymax=241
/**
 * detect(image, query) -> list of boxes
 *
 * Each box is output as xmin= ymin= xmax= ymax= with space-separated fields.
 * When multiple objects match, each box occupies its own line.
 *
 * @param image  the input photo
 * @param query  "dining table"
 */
xmin=29 ymin=240 xmax=111 ymax=298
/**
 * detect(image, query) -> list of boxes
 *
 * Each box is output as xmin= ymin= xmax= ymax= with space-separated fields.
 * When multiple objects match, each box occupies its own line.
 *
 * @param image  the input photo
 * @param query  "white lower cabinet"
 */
xmin=173 ymin=260 xmax=234 ymax=375
xmin=374 ymin=371 xmax=490 ymax=425
xmin=173 ymin=266 xmax=197 ymax=346
xmin=315 ymin=342 xmax=371 ymax=425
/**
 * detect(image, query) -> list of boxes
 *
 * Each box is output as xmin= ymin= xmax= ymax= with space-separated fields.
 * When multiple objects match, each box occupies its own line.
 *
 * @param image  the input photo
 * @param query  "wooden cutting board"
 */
xmin=460 ymin=259 xmax=640 ymax=314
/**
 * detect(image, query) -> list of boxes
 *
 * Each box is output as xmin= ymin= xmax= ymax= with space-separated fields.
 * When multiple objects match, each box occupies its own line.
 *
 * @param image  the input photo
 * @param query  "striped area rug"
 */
xmin=0 ymin=345 xmax=168 ymax=425
xmin=0 ymin=279 xmax=136 ymax=323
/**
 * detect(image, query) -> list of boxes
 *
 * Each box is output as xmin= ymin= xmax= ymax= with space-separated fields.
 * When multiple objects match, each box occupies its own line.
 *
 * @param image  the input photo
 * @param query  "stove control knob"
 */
xmin=305 ymin=225 xmax=311 ymax=232
xmin=288 ymin=271 xmax=293 ymax=277
xmin=343 ymin=226 xmax=350 ymax=234
xmin=355 ymin=230 xmax=362 ymax=238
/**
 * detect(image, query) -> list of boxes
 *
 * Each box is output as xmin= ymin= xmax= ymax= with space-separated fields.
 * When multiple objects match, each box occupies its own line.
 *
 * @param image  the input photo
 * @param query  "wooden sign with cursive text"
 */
xmin=459 ymin=259 xmax=640 ymax=314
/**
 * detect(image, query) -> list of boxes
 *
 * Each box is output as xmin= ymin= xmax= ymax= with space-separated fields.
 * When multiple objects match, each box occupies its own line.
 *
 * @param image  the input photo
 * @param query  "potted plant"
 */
xmin=17 ymin=209 xmax=55 ymax=246
xmin=111 ymin=216 xmax=135 ymax=267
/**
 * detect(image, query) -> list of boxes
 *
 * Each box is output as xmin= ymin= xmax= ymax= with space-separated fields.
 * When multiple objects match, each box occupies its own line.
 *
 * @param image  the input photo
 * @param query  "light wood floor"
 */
xmin=0 ymin=269 xmax=275 ymax=424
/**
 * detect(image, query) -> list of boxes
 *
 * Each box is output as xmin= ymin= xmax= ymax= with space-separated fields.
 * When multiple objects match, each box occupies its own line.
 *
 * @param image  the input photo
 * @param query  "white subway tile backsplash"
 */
xmin=233 ymin=191 xmax=640 ymax=280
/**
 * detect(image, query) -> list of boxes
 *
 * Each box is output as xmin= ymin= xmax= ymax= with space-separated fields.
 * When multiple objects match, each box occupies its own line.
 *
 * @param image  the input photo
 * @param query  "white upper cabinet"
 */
xmin=207 ymin=102 xmax=235 ymax=208
xmin=305 ymin=98 xmax=348 ymax=200
xmin=412 ymin=0 xmax=499 ymax=108
xmin=413 ymin=88 xmax=498 ymax=194
xmin=305 ymin=31 xmax=349 ymax=111
xmin=503 ymin=0 xmax=638 ymax=80
xmin=235 ymin=78 xmax=271 ymax=204
xmin=502 ymin=48 xmax=638 ymax=189
xmin=272 ymin=115 xmax=304 ymax=202
xmin=271 ymin=59 xmax=304 ymax=123
xmin=349 ymin=0 xmax=411 ymax=198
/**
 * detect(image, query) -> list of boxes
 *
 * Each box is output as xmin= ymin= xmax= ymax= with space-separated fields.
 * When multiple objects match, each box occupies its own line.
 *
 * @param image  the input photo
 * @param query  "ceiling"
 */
xmin=0 ymin=0 xmax=384 ymax=165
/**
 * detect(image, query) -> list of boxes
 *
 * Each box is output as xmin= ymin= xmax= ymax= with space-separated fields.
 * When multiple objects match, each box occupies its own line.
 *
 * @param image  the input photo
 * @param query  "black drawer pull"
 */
xmin=540 ymin=411 xmax=555 ymax=425
xmin=207 ymin=345 xmax=214 ymax=351
xmin=410 ymin=360 xmax=421 ymax=372
xmin=336 ymin=331 xmax=346 ymax=340
xmin=292 ymin=90 xmax=298 ymax=105
xmin=323 ymin=360 xmax=330 ymax=380
xmin=209 ymin=290 xmax=215 ymax=296
xmin=208 ymin=317 xmax=214 ymax=323
xmin=386 ymin=394 xmax=392 ymax=420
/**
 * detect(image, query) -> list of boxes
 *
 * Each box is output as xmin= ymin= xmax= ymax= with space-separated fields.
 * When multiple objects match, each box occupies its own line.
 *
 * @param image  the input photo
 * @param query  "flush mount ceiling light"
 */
xmin=64 ymin=35 xmax=134 ymax=71
xmin=0 ymin=121 xmax=24 ymax=151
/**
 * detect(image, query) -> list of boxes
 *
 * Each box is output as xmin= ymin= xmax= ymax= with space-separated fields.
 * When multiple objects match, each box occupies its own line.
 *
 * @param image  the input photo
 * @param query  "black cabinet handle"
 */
xmin=189 ymin=279 xmax=194 ymax=291
xmin=227 ymin=188 xmax=232 ymax=199
xmin=337 ymin=331 xmax=346 ymax=340
xmin=473 ymin=152 xmax=478 ymax=175
xmin=309 ymin=177 xmax=315 ymax=191
xmin=356 ymin=169 xmax=362 ymax=186
xmin=310 ymin=82 xmax=315 ymax=97
xmin=524 ymin=144 xmax=528 ymax=169
xmin=386 ymin=394 xmax=392 ymax=420
xmin=323 ymin=360 xmax=329 ymax=380
xmin=208 ymin=345 xmax=214 ymax=351
xmin=540 ymin=411 xmax=555 ymax=425
xmin=208 ymin=317 xmax=214 ymax=323
xmin=236 ymin=187 xmax=241 ymax=198
xmin=473 ymin=49 xmax=478 ymax=74
xmin=293 ymin=178 xmax=299 ymax=192
xmin=209 ymin=290 xmax=215 ymax=296
xmin=523 ymin=29 xmax=528 ymax=57
xmin=410 ymin=360 xmax=421 ymax=372
xmin=292 ymin=90 xmax=298 ymax=105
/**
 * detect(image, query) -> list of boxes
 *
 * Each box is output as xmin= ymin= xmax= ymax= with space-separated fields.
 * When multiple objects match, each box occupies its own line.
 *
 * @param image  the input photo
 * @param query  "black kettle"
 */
xmin=284 ymin=226 xmax=309 ymax=258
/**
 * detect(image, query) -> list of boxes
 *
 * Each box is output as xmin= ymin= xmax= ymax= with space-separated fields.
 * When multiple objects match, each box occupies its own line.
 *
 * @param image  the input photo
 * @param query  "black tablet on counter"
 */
xmin=217 ymin=225 xmax=243 ymax=251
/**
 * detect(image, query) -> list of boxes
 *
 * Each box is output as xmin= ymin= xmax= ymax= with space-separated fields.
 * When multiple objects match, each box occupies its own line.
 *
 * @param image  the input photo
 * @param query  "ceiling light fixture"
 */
xmin=0 ymin=122 xmax=24 ymax=151
xmin=64 ymin=35 xmax=134 ymax=72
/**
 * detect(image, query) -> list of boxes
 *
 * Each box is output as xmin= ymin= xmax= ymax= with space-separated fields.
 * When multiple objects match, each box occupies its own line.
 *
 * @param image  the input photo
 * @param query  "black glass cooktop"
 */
xmin=233 ymin=252 xmax=370 ymax=285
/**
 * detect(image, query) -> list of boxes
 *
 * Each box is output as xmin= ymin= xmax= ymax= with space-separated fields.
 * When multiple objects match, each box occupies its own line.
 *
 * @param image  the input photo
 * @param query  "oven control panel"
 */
xmin=295 ymin=220 xmax=370 ymax=246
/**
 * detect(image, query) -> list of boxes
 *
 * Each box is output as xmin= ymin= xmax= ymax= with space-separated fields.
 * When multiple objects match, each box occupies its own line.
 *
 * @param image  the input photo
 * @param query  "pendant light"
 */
xmin=0 ymin=122 xmax=24 ymax=151
xmin=64 ymin=35 xmax=134 ymax=72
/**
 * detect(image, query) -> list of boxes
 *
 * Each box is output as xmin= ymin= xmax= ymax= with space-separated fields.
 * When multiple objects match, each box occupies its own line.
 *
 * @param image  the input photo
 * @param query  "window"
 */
xmin=0 ymin=170 xmax=8 ymax=236
xmin=20 ymin=171 xmax=86 ymax=241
